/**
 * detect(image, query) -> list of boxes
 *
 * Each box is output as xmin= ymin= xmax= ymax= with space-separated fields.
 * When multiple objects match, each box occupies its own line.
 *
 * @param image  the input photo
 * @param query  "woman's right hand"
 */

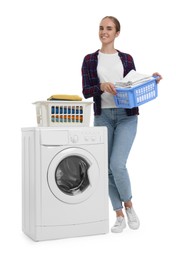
xmin=100 ymin=82 xmax=116 ymax=95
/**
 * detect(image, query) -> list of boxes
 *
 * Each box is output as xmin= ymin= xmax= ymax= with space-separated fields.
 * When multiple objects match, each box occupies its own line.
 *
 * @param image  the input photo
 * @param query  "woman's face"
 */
xmin=99 ymin=18 xmax=119 ymax=45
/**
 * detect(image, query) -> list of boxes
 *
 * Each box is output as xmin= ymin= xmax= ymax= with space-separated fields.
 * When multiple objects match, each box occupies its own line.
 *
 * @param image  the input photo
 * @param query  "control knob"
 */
xmin=71 ymin=135 xmax=79 ymax=143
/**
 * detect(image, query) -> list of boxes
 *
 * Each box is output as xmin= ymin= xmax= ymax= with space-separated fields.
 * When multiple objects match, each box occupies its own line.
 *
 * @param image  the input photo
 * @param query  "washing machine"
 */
xmin=22 ymin=127 xmax=109 ymax=241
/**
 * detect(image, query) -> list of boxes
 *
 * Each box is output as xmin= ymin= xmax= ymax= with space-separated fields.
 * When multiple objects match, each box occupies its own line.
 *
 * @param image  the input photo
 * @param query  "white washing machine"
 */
xmin=22 ymin=127 xmax=109 ymax=241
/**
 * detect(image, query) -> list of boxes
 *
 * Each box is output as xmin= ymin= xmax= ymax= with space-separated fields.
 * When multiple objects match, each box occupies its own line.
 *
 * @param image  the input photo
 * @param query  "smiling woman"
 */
xmin=81 ymin=15 xmax=162 ymax=234
xmin=99 ymin=17 xmax=120 ymax=56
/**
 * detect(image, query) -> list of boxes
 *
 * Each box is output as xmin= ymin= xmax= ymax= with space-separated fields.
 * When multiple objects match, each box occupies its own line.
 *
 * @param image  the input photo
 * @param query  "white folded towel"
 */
xmin=115 ymin=70 xmax=153 ymax=88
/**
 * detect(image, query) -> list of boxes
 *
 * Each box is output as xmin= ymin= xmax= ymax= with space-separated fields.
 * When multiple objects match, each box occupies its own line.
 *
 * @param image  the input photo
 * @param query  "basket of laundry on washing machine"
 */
xmin=33 ymin=98 xmax=93 ymax=127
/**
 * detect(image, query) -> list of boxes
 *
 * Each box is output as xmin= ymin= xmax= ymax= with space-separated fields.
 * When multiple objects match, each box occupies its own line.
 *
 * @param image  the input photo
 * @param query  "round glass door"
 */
xmin=47 ymin=147 xmax=100 ymax=204
xmin=55 ymin=155 xmax=90 ymax=196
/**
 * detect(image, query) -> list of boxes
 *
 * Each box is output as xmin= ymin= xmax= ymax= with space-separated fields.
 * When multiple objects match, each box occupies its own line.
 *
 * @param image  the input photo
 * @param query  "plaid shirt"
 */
xmin=81 ymin=49 xmax=139 ymax=116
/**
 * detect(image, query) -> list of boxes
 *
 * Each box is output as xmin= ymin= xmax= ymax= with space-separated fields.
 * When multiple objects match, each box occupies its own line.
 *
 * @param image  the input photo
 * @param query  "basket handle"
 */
xmin=36 ymin=105 xmax=42 ymax=125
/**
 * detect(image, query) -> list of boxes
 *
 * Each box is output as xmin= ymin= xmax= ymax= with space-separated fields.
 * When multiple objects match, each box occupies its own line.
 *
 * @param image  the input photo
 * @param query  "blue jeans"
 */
xmin=94 ymin=108 xmax=138 ymax=211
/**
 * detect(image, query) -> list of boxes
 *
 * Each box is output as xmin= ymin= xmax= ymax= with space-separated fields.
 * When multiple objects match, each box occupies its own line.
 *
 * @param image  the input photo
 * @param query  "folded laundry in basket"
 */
xmin=115 ymin=70 xmax=153 ymax=88
xmin=47 ymin=94 xmax=82 ymax=101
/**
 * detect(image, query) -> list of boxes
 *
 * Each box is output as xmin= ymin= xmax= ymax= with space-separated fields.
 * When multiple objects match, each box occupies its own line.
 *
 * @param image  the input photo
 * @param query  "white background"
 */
xmin=0 ymin=0 xmax=176 ymax=259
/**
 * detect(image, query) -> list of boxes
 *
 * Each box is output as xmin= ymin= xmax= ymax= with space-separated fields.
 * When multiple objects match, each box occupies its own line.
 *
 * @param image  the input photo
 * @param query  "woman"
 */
xmin=81 ymin=16 xmax=162 ymax=233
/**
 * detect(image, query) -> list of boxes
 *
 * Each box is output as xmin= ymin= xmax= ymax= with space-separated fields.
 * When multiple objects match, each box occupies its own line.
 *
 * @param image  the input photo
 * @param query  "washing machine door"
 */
xmin=47 ymin=147 xmax=100 ymax=204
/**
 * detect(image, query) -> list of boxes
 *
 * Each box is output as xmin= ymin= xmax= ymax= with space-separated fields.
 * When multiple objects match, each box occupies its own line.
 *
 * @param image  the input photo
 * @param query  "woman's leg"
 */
xmin=110 ymin=111 xmax=138 ymax=205
xmin=94 ymin=109 xmax=123 ymax=211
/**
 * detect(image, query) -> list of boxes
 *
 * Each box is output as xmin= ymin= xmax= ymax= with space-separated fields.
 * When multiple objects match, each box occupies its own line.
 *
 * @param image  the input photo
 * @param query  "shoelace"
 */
xmin=126 ymin=208 xmax=137 ymax=222
xmin=115 ymin=217 xmax=124 ymax=226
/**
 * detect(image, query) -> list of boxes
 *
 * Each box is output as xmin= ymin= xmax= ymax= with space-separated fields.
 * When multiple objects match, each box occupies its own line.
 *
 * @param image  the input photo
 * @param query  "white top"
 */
xmin=97 ymin=51 xmax=124 ymax=108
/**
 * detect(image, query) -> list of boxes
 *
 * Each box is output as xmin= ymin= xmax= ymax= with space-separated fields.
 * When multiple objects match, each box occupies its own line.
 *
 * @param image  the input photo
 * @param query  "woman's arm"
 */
xmin=81 ymin=56 xmax=103 ymax=98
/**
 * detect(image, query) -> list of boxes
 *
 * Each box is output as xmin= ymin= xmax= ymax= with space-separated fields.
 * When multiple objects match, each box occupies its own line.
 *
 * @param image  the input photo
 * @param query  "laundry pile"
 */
xmin=115 ymin=70 xmax=153 ymax=88
xmin=46 ymin=94 xmax=84 ymax=123
xmin=51 ymin=105 xmax=83 ymax=123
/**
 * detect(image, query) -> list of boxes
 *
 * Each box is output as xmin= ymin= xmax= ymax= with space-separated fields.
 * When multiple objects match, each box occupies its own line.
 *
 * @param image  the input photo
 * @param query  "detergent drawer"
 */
xmin=39 ymin=128 xmax=69 ymax=145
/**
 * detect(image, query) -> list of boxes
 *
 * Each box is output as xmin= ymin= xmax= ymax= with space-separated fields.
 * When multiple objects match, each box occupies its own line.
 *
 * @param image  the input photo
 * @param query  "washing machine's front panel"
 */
xmin=40 ymin=127 xmax=108 ymax=227
xmin=47 ymin=147 xmax=100 ymax=204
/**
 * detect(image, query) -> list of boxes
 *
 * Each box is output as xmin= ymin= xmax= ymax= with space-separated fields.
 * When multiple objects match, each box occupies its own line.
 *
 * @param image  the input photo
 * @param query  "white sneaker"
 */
xmin=111 ymin=216 xmax=126 ymax=233
xmin=125 ymin=207 xmax=140 ymax=230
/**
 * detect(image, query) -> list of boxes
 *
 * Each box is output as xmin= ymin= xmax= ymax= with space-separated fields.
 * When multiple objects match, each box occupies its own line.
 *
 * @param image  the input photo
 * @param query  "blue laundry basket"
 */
xmin=114 ymin=77 xmax=158 ymax=108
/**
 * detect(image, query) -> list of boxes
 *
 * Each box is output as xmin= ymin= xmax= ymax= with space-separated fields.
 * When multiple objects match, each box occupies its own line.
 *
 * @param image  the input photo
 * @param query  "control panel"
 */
xmin=68 ymin=127 xmax=105 ymax=145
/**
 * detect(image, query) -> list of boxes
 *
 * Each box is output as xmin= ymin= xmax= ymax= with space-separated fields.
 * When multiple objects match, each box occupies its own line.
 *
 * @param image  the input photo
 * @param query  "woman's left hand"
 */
xmin=152 ymin=72 xmax=163 ymax=83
